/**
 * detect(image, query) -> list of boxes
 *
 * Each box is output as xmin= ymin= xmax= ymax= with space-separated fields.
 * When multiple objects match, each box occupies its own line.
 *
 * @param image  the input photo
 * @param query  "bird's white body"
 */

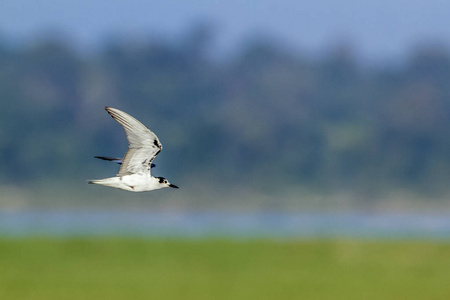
xmin=88 ymin=107 xmax=178 ymax=192
xmin=89 ymin=173 xmax=164 ymax=192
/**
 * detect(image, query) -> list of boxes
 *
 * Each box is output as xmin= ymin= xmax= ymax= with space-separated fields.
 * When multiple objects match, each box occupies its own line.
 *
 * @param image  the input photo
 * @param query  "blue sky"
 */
xmin=1 ymin=0 xmax=450 ymax=62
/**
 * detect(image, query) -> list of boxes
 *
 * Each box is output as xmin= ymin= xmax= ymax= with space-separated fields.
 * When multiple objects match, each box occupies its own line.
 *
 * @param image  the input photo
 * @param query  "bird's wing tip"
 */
xmin=105 ymin=106 xmax=116 ymax=117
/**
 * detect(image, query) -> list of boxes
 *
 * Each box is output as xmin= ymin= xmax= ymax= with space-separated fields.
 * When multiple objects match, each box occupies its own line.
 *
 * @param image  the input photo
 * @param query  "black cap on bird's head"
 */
xmin=156 ymin=176 xmax=179 ymax=189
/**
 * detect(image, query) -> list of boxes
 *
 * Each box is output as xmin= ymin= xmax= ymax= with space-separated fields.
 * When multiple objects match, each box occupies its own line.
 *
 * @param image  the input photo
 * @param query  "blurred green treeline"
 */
xmin=2 ymin=29 xmax=450 ymax=198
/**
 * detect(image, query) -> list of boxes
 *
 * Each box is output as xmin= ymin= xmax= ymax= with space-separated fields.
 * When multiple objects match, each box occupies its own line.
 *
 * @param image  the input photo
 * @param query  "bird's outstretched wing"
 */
xmin=105 ymin=107 xmax=162 ymax=176
xmin=94 ymin=156 xmax=156 ymax=168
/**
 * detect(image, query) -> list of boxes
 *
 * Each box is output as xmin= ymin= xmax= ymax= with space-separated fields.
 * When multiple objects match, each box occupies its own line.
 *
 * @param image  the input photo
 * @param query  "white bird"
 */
xmin=88 ymin=107 xmax=178 ymax=192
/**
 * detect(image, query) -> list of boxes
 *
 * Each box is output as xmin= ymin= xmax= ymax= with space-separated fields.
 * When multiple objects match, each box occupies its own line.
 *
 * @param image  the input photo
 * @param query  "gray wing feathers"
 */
xmin=105 ymin=107 xmax=162 ymax=176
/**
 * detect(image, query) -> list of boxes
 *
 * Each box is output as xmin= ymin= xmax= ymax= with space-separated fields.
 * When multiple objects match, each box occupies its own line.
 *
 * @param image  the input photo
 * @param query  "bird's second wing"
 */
xmin=105 ymin=107 xmax=162 ymax=176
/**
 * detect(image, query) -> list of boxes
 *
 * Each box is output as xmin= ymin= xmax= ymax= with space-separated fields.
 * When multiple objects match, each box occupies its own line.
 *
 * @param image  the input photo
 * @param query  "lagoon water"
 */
xmin=1 ymin=210 xmax=450 ymax=238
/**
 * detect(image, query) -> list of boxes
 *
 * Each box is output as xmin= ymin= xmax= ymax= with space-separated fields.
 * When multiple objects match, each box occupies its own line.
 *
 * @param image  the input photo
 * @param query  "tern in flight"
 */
xmin=88 ymin=107 xmax=178 ymax=192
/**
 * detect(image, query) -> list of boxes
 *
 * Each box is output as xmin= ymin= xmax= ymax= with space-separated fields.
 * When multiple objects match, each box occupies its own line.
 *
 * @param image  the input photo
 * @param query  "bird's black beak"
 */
xmin=169 ymin=184 xmax=179 ymax=189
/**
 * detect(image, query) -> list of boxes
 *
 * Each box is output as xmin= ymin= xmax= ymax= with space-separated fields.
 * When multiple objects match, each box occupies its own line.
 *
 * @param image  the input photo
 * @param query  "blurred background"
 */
xmin=1 ymin=1 xmax=450 ymax=299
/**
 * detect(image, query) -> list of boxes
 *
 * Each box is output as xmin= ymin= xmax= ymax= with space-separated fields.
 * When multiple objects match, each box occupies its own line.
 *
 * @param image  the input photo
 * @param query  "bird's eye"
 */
xmin=164 ymin=180 xmax=168 ymax=184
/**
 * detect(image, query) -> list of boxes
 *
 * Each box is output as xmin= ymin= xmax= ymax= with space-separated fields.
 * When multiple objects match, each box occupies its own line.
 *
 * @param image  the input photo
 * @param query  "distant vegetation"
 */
xmin=2 ymin=28 xmax=450 ymax=199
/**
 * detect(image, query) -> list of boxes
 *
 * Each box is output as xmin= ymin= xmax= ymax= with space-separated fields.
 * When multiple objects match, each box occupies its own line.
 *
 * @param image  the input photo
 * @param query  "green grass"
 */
xmin=0 ymin=238 xmax=449 ymax=299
